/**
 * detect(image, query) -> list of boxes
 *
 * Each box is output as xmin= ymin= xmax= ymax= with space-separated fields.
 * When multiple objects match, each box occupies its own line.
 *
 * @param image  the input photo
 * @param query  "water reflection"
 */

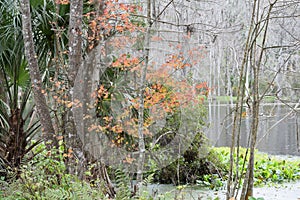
xmin=205 ymin=101 xmax=300 ymax=155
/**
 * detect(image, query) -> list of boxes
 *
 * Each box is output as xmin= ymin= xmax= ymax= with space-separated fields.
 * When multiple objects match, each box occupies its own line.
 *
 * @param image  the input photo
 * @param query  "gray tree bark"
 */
xmin=64 ymin=0 xmax=84 ymax=176
xmin=20 ymin=0 xmax=58 ymax=149
xmin=136 ymin=0 xmax=151 ymax=187
xmin=68 ymin=0 xmax=83 ymax=87
xmin=66 ymin=1 xmax=115 ymax=197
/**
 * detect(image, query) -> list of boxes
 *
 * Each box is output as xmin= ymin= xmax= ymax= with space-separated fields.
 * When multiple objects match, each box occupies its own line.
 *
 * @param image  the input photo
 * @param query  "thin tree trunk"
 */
xmin=226 ymin=1 xmax=257 ymax=199
xmin=241 ymin=2 xmax=276 ymax=199
xmin=64 ymin=0 xmax=84 ymax=175
xmin=20 ymin=0 xmax=58 ymax=149
xmin=66 ymin=2 xmax=115 ymax=197
xmin=136 ymin=0 xmax=151 ymax=187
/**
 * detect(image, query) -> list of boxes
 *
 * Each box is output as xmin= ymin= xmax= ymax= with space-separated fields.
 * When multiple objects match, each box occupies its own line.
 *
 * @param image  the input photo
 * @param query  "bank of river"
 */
xmin=146 ymin=181 xmax=300 ymax=199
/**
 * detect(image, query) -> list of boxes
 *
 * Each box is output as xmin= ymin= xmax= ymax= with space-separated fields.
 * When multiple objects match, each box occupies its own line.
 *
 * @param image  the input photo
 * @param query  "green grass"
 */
xmin=261 ymin=96 xmax=276 ymax=103
xmin=213 ymin=96 xmax=237 ymax=102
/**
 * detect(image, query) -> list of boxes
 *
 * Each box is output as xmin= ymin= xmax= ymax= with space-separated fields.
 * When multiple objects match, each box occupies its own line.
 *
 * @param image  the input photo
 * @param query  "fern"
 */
xmin=115 ymin=168 xmax=132 ymax=200
xmin=44 ymin=188 xmax=70 ymax=200
xmin=43 ymin=181 xmax=107 ymax=200
xmin=68 ymin=181 xmax=106 ymax=200
xmin=142 ymin=173 xmax=154 ymax=186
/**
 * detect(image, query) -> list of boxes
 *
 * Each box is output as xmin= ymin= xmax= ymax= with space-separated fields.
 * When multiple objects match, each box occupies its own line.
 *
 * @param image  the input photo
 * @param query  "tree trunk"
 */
xmin=20 ymin=0 xmax=58 ymax=149
xmin=66 ymin=2 xmax=115 ymax=197
xmin=136 ymin=0 xmax=151 ymax=187
xmin=241 ymin=1 xmax=276 ymax=199
xmin=68 ymin=0 xmax=83 ymax=87
xmin=226 ymin=1 xmax=257 ymax=199
xmin=64 ymin=0 xmax=84 ymax=176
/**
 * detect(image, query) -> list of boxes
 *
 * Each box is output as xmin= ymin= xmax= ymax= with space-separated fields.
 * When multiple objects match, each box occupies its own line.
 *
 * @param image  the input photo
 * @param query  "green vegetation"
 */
xmin=0 ymin=0 xmax=298 ymax=199
xmin=210 ymin=147 xmax=300 ymax=187
xmin=249 ymin=197 xmax=265 ymax=200
xmin=1 ymin=145 xmax=299 ymax=199
xmin=0 ymin=143 xmax=106 ymax=200
xmin=260 ymin=96 xmax=277 ymax=103
xmin=210 ymin=96 xmax=237 ymax=102
xmin=154 ymin=147 xmax=300 ymax=191
xmin=154 ymin=132 xmax=212 ymax=185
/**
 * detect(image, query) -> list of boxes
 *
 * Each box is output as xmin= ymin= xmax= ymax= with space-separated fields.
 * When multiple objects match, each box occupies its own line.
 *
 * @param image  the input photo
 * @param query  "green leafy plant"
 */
xmin=196 ymin=174 xmax=225 ymax=190
xmin=249 ymin=197 xmax=265 ymax=200
xmin=115 ymin=168 xmax=132 ymax=200
xmin=211 ymin=147 xmax=300 ymax=186
xmin=0 ymin=142 xmax=107 ymax=200
xmin=0 ymin=1 xmax=41 ymax=179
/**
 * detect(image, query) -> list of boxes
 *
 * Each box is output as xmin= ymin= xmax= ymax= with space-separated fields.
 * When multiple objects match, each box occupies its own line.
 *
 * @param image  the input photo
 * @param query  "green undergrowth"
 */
xmin=0 ymin=143 xmax=107 ymax=200
xmin=1 ymin=144 xmax=299 ymax=199
xmin=210 ymin=147 xmax=300 ymax=187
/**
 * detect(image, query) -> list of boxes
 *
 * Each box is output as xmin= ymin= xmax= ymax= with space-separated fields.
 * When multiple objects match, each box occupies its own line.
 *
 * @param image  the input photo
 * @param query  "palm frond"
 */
xmin=0 ymin=99 xmax=10 ymax=127
xmin=26 ymin=121 xmax=41 ymax=141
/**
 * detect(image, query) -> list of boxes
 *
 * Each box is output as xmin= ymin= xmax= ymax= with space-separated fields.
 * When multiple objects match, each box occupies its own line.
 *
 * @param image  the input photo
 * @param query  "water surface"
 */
xmin=205 ymin=101 xmax=300 ymax=156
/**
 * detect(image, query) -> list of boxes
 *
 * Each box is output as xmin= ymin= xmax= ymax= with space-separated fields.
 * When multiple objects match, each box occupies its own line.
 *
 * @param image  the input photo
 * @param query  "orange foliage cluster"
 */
xmin=162 ymin=53 xmax=191 ymax=69
xmin=92 ymin=46 xmax=208 ymax=145
xmin=96 ymin=84 xmax=109 ymax=99
xmin=83 ymin=65 xmax=208 ymax=150
xmin=144 ymin=83 xmax=179 ymax=113
xmin=109 ymin=36 xmax=137 ymax=49
xmin=85 ymin=0 xmax=142 ymax=49
xmin=49 ymin=78 xmax=73 ymax=108
xmin=195 ymin=81 xmax=209 ymax=96
xmin=63 ymin=148 xmax=74 ymax=158
xmin=48 ymin=0 xmax=210 ymax=155
xmin=147 ymin=65 xmax=209 ymax=106
xmin=55 ymin=0 xmax=69 ymax=5
xmin=111 ymin=54 xmax=140 ymax=70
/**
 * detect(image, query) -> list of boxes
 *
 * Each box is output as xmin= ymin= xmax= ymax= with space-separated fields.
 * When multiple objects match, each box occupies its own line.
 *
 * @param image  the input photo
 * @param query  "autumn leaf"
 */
xmin=123 ymin=156 xmax=135 ymax=164
xmin=66 ymin=101 xmax=73 ymax=108
xmin=242 ymin=111 xmax=247 ymax=118
xmin=55 ymin=0 xmax=69 ymax=5
xmin=56 ymin=135 xmax=64 ymax=140
xmin=89 ymin=20 xmax=97 ymax=30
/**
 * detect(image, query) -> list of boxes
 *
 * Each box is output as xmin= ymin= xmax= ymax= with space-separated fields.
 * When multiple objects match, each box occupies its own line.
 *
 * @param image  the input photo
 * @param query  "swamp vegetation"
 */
xmin=1 ymin=142 xmax=299 ymax=199
xmin=0 ymin=0 xmax=299 ymax=199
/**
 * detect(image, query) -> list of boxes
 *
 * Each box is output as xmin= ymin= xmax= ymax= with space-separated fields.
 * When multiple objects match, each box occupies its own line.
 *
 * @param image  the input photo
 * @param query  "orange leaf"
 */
xmin=66 ymin=102 xmax=73 ymax=108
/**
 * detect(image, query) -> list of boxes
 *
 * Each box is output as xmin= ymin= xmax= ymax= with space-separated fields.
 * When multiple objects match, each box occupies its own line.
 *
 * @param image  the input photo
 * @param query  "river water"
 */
xmin=146 ymin=181 xmax=300 ymax=200
xmin=205 ymin=101 xmax=300 ymax=156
